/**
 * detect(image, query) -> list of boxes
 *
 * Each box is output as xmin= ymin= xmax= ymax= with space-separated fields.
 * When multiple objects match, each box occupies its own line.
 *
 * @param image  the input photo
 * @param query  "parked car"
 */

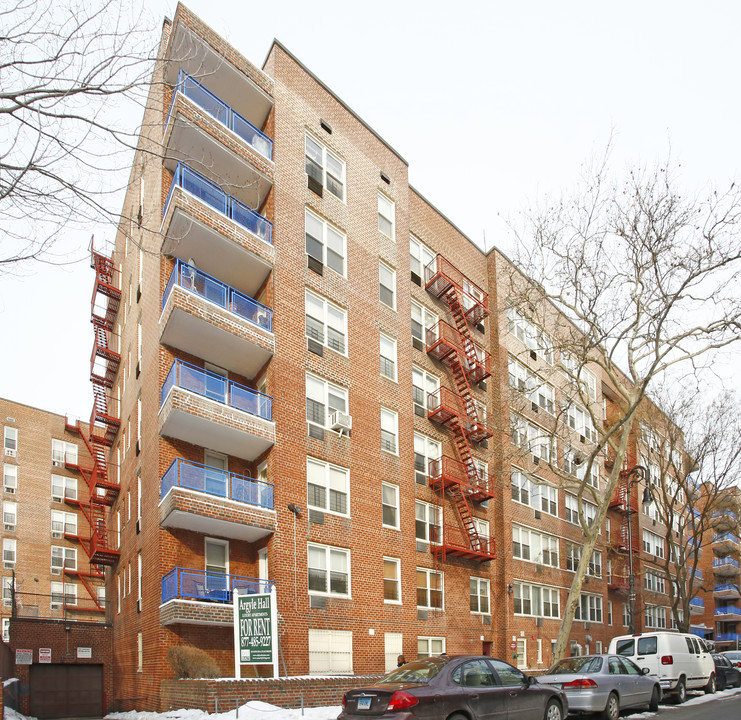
xmin=722 ymin=650 xmax=741 ymax=668
xmin=538 ymin=654 xmax=660 ymax=720
xmin=713 ymin=654 xmax=741 ymax=690
xmin=608 ymin=632 xmax=715 ymax=702
xmin=338 ymin=655 xmax=567 ymax=720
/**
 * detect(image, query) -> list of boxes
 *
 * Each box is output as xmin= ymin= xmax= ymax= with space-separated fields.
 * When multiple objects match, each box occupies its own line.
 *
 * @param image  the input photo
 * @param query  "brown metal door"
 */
xmin=29 ymin=663 xmax=103 ymax=718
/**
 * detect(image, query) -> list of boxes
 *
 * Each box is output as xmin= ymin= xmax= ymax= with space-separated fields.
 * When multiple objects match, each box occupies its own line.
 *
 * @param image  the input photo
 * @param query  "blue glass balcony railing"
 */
xmin=712 ymin=509 xmax=739 ymax=520
xmin=694 ymin=568 xmax=704 ymax=581
xmin=715 ymin=606 xmax=741 ymax=615
xmin=716 ymin=632 xmax=741 ymax=642
xmin=713 ymin=557 xmax=740 ymax=569
xmin=163 ymin=163 xmax=273 ymax=245
xmin=161 ymin=567 xmax=275 ymax=604
xmin=161 ymin=359 xmax=272 ymax=421
xmin=690 ymin=597 xmax=704 ymax=607
xmin=713 ymin=532 xmax=740 ymax=544
xmin=161 ymin=458 xmax=273 ymax=509
xmin=167 ymin=70 xmax=273 ymax=160
xmin=715 ymin=583 xmax=741 ymax=594
xmin=163 ymin=259 xmax=272 ymax=332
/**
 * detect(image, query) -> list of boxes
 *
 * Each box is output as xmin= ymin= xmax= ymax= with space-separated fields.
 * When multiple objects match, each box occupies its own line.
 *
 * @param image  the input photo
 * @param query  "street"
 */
xmin=615 ymin=687 xmax=741 ymax=720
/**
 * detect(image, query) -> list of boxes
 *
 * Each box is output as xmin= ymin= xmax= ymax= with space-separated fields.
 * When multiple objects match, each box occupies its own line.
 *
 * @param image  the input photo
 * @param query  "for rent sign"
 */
xmin=233 ymin=586 xmax=278 ymax=678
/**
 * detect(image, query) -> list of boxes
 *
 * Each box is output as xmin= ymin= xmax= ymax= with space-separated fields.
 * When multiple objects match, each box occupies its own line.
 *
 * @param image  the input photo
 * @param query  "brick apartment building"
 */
xmin=4 ymin=3 xmax=709 ymax=712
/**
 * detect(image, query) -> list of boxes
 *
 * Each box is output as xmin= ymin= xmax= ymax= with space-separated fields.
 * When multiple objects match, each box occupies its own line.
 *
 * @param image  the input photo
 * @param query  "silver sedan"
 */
xmin=538 ymin=654 xmax=661 ymax=720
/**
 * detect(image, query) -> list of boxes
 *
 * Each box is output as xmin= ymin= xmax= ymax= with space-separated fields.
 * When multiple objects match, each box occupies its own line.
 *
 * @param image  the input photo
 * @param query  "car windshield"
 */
xmin=548 ymin=656 xmax=603 ymax=674
xmin=382 ymin=658 xmax=446 ymax=683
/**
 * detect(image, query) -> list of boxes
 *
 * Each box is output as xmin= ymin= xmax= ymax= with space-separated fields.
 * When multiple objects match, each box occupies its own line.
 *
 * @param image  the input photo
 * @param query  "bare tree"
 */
xmin=505 ymin=153 xmax=741 ymax=661
xmin=0 ymin=0 xmax=156 ymax=270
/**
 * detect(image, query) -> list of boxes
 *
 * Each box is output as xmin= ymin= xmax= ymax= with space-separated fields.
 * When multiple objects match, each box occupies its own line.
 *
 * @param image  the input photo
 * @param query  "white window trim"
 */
xmin=383 ymin=556 xmax=402 ymax=605
xmin=381 ymin=482 xmax=400 ymax=530
xmin=379 ymin=261 xmax=397 ymax=310
xmin=381 ymin=407 xmax=399 ymax=455
xmin=380 ymin=333 xmax=398 ymax=381
xmin=308 ymin=543 xmax=351 ymax=598
xmin=305 ymin=289 xmax=348 ymax=356
xmin=307 ymin=457 xmax=350 ymax=517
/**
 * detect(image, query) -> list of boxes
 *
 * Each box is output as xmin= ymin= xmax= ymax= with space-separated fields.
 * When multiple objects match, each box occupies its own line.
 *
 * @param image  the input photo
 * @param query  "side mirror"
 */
xmin=527 ymin=676 xmax=537 ymax=686
xmin=642 ymin=667 xmax=650 ymax=675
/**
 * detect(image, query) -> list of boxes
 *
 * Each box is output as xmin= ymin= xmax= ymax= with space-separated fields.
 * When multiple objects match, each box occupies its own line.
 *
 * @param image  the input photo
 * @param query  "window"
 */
xmin=378 ymin=193 xmax=395 ymax=239
xmin=3 ymin=501 xmax=17 ymax=530
xmin=564 ymin=450 xmax=600 ymax=489
xmin=308 ymin=543 xmax=350 ymax=597
xmin=380 ymin=334 xmax=397 ymax=380
xmin=51 ymin=475 xmax=77 ymax=502
xmin=3 ymin=539 xmax=16 ymax=566
xmin=507 ymin=307 xmax=553 ymax=363
xmin=574 ymin=594 xmax=603 ymax=623
xmin=4 ymin=427 xmax=17 ymax=455
xmin=414 ymin=433 xmax=441 ymax=485
xmin=561 ymin=352 xmax=598 ymax=401
xmin=2 ymin=577 xmax=14 ymax=607
xmin=565 ymin=494 xmax=597 ymax=529
xmin=305 ymin=209 xmax=346 ymax=276
xmin=474 ymin=459 xmax=489 ymax=489
xmin=3 ymin=464 xmax=17 ymax=493
xmin=671 ymin=609 xmax=684 ymax=630
xmin=1 ymin=618 xmax=8 ymax=643
xmin=643 ymin=530 xmax=665 ymax=558
xmin=382 ymin=483 xmax=399 ymax=529
xmin=51 ymin=546 xmax=76 ymax=571
xmin=306 ymin=373 xmax=348 ymax=431
xmin=307 ymin=458 xmax=349 ymax=515
xmin=510 ymin=414 xmax=553 ymax=463
xmin=309 ymin=629 xmax=353 ymax=674
xmin=608 ymin=600 xmax=613 ymax=626
xmin=511 ymin=470 xmax=557 ymax=516
xmin=381 ymin=407 xmax=398 ymax=454
xmin=410 ymin=236 xmax=435 ymax=282
xmin=416 ymin=568 xmax=443 ymax=609
xmin=508 ymin=357 xmax=555 ymax=414
xmin=645 ymin=605 xmax=667 ymax=629
xmin=470 ymin=577 xmax=490 ymax=614
xmin=511 ymin=470 xmax=532 ymax=506
xmin=622 ymin=604 xmax=630 ymax=626
xmin=644 ymin=571 xmax=666 ymax=593
xmin=588 ymin=551 xmax=602 ymax=578
xmin=513 ymin=526 xmax=559 ymax=567
xmin=539 ymin=483 xmax=558 ymax=516
xmin=566 ymin=543 xmax=581 ymax=572
xmin=513 ymin=582 xmax=560 ymax=618
xmin=411 ymin=301 xmax=437 ymax=348
xmin=379 ymin=262 xmax=396 ymax=309
xmin=415 ymin=501 xmax=441 ymax=544
xmin=383 ymin=557 xmax=401 ymax=603
xmin=417 ymin=636 xmax=445 ymax=658
xmin=305 ymin=290 xmax=347 ymax=354
xmin=51 ymin=510 xmax=76 ymax=537
xmin=565 ymin=402 xmax=597 ymax=442
xmin=51 ymin=582 xmax=77 ymax=608
xmin=412 ymin=366 xmax=439 ymax=417
xmin=305 ymin=135 xmax=345 ymax=200
xmin=52 ymin=439 xmax=77 ymax=465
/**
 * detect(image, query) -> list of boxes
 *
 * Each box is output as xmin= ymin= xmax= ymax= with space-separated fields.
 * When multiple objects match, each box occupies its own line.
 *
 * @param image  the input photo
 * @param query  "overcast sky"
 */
xmin=2 ymin=0 xmax=740 ymax=419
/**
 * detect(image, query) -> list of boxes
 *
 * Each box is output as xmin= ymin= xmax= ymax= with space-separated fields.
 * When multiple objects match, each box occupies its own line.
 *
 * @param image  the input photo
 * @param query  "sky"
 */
xmin=2 ymin=0 xmax=741 ymax=419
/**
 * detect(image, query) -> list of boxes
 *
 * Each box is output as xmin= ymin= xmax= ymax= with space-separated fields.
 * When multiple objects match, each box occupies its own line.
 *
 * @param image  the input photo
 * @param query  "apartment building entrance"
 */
xmin=29 ymin=663 xmax=103 ymax=718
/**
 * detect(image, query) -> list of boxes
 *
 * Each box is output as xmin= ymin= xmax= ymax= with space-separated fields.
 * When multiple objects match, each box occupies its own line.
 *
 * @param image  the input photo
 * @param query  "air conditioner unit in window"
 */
xmin=4 ymin=525 xmax=14 ymax=532
xmin=51 ymin=531 xmax=62 ymax=539
xmin=5 ymin=487 xmax=14 ymax=494
xmin=329 ymin=411 xmax=352 ymax=433
xmin=3 ymin=563 xmax=13 ymax=570
xmin=51 ymin=495 xmax=63 ymax=503
xmin=4 ymin=449 xmax=16 ymax=457
xmin=51 ymin=567 xmax=61 ymax=575
xmin=52 ymin=460 xmax=63 ymax=467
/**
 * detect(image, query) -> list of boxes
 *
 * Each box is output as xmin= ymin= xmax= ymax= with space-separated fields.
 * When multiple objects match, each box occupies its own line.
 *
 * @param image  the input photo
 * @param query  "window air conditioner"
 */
xmin=329 ymin=411 xmax=352 ymax=432
xmin=4 ymin=449 xmax=16 ymax=457
xmin=51 ymin=531 xmax=63 ymax=539
xmin=52 ymin=460 xmax=64 ymax=467
xmin=51 ymin=567 xmax=61 ymax=575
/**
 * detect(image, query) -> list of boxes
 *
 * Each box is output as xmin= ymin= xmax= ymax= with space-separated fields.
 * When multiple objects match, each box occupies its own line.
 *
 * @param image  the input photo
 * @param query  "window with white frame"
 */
xmin=510 ymin=414 xmax=553 ymax=463
xmin=508 ymin=357 xmax=555 ymax=414
xmin=305 ymin=135 xmax=345 ymax=201
xmin=305 ymin=209 xmax=346 ymax=276
xmin=608 ymin=600 xmax=613 ymax=625
xmin=414 ymin=433 xmax=441 ymax=485
xmin=379 ymin=262 xmax=396 ymax=309
xmin=412 ymin=366 xmax=439 ymax=417
xmin=51 ymin=546 xmax=76 ymax=571
xmin=474 ymin=458 xmax=488 ymax=489
xmin=538 ymin=482 xmax=558 ymax=516
xmin=381 ymin=407 xmax=398 ymax=454
xmin=470 ymin=577 xmax=490 ymax=614
xmin=307 ymin=543 xmax=350 ymax=597
xmin=306 ymin=373 xmax=348 ymax=431
xmin=417 ymin=636 xmax=445 ymax=658
xmin=645 ymin=605 xmax=667 ymax=629
xmin=561 ymin=352 xmax=598 ymax=401
xmin=3 ymin=464 xmax=16 ymax=493
xmin=474 ymin=517 xmax=490 ymax=543
xmin=574 ymin=593 xmax=603 ymax=623
xmin=51 ymin=582 xmax=77 ymax=608
xmin=3 ymin=501 xmax=17 ymax=530
xmin=566 ymin=543 xmax=581 ymax=571
xmin=643 ymin=530 xmax=665 ymax=558
xmin=565 ymin=402 xmax=597 ymax=442
xmin=511 ymin=470 xmax=557 ymax=516
xmin=305 ymin=290 xmax=347 ymax=354
xmin=622 ymin=603 xmax=630 ymax=626
xmin=588 ymin=550 xmax=602 ymax=578
xmin=513 ymin=526 xmax=559 ymax=567
xmin=382 ymin=482 xmax=399 ymax=529
xmin=513 ymin=582 xmax=560 ymax=618
xmin=415 ymin=500 xmax=441 ymax=544
xmin=380 ymin=334 xmax=397 ymax=380
xmin=307 ymin=458 xmax=349 ymax=516
xmin=670 ymin=608 xmax=684 ymax=630
xmin=644 ymin=570 xmax=666 ymax=593
xmin=51 ymin=474 xmax=77 ymax=502
xmin=411 ymin=301 xmax=437 ymax=347
xmin=565 ymin=494 xmax=597 ymax=529
xmin=416 ymin=567 xmax=443 ymax=609
xmin=4 ymin=427 xmax=17 ymax=455
xmin=507 ymin=307 xmax=554 ymax=363
xmin=52 ymin=439 xmax=78 ymax=465
xmin=383 ymin=557 xmax=401 ymax=603
xmin=1 ymin=618 xmax=8 ymax=642
xmin=410 ymin=236 xmax=435 ymax=282
xmin=51 ymin=510 xmax=76 ymax=537
xmin=2 ymin=577 xmax=14 ymax=607
xmin=3 ymin=539 xmax=16 ymax=566
xmin=378 ymin=193 xmax=395 ymax=239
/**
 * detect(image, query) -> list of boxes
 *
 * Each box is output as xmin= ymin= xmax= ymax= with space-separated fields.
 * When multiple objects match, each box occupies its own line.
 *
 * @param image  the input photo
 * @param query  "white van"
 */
xmin=608 ymin=632 xmax=716 ymax=702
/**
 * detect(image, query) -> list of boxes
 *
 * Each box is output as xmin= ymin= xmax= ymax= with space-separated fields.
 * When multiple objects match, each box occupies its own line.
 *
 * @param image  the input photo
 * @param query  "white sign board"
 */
xmin=39 ymin=648 xmax=52 ymax=663
xmin=77 ymin=647 xmax=92 ymax=659
xmin=15 ymin=649 xmax=32 ymax=665
xmin=233 ymin=586 xmax=278 ymax=679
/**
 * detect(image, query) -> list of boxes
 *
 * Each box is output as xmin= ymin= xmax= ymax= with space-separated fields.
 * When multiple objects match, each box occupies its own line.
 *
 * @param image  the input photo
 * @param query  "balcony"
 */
xmin=430 ymin=525 xmax=496 ymax=563
xmin=162 ymin=163 xmax=274 ymax=299
xmin=160 ymin=458 xmax=275 ymax=541
xmin=424 ymin=255 xmax=489 ymax=325
xmin=713 ymin=532 xmax=740 ymax=554
xmin=428 ymin=387 xmax=493 ymax=442
xmin=161 ymin=260 xmax=273 ymax=379
xmin=426 ymin=320 xmax=491 ymax=383
xmin=608 ymin=485 xmax=639 ymax=514
xmin=608 ymin=577 xmax=629 ymax=593
xmin=716 ymin=632 xmax=741 ymax=643
xmin=715 ymin=605 xmax=741 ymax=620
xmin=159 ymin=360 xmax=275 ymax=462
xmin=713 ymin=557 xmax=741 ymax=577
xmin=690 ymin=597 xmax=705 ymax=615
xmin=160 ymin=567 xmax=274 ymax=626
xmin=428 ymin=456 xmax=493 ymax=502
xmin=711 ymin=509 xmax=739 ymax=531
xmin=714 ymin=583 xmax=741 ymax=599
xmin=693 ymin=568 xmax=704 ymax=584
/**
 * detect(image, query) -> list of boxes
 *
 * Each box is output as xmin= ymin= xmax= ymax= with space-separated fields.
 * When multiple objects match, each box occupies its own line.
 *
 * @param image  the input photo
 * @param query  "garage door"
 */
xmin=29 ymin=663 xmax=103 ymax=718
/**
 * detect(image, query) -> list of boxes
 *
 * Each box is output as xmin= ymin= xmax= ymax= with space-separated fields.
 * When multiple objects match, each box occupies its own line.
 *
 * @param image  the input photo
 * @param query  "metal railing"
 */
xmin=163 ymin=259 xmax=272 ymax=332
xmin=163 ymin=163 xmax=273 ymax=244
xmin=715 ymin=606 xmax=741 ymax=615
xmin=161 ymin=458 xmax=273 ymax=509
xmin=713 ymin=532 xmax=740 ymax=544
xmin=694 ymin=568 xmax=704 ymax=581
xmin=716 ymin=632 xmax=741 ymax=642
xmin=161 ymin=567 xmax=274 ymax=604
xmin=690 ymin=597 xmax=704 ymax=607
xmin=161 ymin=359 xmax=272 ymax=421
xmin=713 ymin=557 xmax=740 ymax=569
xmin=714 ymin=583 xmax=741 ymax=594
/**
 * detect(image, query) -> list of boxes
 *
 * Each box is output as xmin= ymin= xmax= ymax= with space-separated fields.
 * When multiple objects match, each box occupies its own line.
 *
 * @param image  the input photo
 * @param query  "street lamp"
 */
xmin=622 ymin=465 xmax=652 ymax=634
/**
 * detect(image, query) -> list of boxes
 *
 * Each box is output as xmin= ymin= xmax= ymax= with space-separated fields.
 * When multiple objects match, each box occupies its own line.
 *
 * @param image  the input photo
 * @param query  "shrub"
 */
xmin=167 ymin=645 xmax=221 ymax=678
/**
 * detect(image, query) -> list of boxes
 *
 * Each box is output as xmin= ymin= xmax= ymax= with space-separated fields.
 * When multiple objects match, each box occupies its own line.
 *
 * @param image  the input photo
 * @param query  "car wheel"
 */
xmin=705 ymin=673 xmax=716 ymax=694
xmin=717 ymin=676 xmax=726 ymax=692
xmin=649 ymin=685 xmax=660 ymax=711
xmin=544 ymin=699 xmax=563 ymax=720
xmin=675 ymin=677 xmax=686 ymax=704
xmin=601 ymin=692 xmax=619 ymax=720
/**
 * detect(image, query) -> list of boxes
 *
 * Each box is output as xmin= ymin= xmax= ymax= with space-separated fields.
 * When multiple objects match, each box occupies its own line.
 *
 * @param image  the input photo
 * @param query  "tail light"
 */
xmin=661 ymin=656 xmax=673 ymax=665
xmin=562 ymin=678 xmax=598 ymax=689
xmin=342 ymin=694 xmax=347 ymax=710
xmin=387 ymin=691 xmax=420 ymax=711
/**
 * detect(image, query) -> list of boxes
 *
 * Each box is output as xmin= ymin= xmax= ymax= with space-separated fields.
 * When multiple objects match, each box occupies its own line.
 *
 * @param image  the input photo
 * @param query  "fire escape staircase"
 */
xmin=608 ymin=483 xmax=638 ymax=555
xmin=425 ymin=255 xmax=495 ymax=562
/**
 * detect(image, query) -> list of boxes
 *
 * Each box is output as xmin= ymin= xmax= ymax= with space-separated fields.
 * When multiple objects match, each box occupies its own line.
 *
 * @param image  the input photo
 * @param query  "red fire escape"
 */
xmin=65 ymin=241 xmax=122 ymax=608
xmin=424 ymin=255 xmax=495 ymax=562
xmin=607 ymin=482 xmax=639 ymax=595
